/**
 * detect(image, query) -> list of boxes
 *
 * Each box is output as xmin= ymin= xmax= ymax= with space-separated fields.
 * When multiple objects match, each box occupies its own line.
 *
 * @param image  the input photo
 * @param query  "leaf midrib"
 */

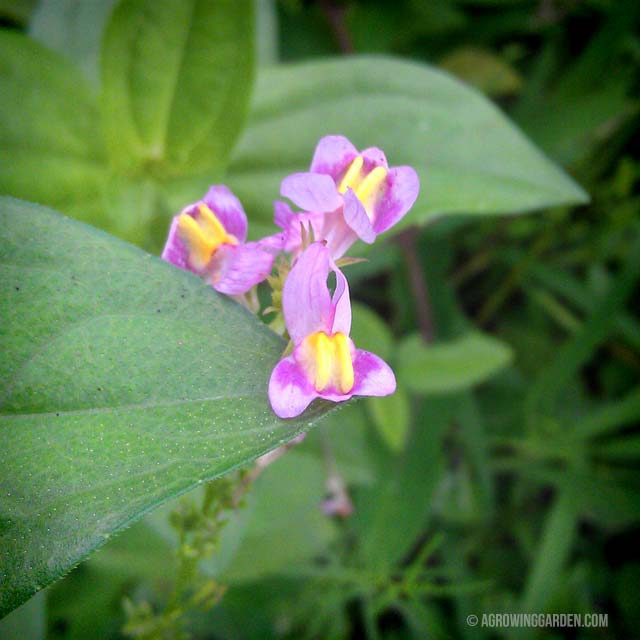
xmin=0 ymin=391 xmax=264 ymax=420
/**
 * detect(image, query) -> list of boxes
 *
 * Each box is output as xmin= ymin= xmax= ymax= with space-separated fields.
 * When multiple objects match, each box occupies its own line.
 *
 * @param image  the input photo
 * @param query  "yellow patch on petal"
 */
xmin=355 ymin=165 xmax=387 ymax=203
xmin=338 ymin=156 xmax=364 ymax=193
xmin=176 ymin=204 xmax=237 ymax=271
xmin=337 ymin=156 xmax=388 ymax=220
xmin=299 ymin=331 xmax=354 ymax=394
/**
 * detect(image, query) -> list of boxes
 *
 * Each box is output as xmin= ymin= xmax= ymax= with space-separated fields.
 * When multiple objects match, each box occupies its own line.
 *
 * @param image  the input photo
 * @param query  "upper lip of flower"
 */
xmin=277 ymin=135 xmax=420 ymax=256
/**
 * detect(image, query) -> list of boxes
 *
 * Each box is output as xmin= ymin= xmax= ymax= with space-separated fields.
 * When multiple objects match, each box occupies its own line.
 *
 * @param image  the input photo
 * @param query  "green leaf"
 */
xmin=349 ymin=302 xmax=394 ymax=362
xmin=572 ymin=389 xmax=640 ymax=440
xmin=0 ymin=591 xmax=45 ymax=640
xmin=101 ymin=0 xmax=255 ymax=174
xmin=366 ymin=389 xmax=411 ymax=452
xmin=595 ymin=435 xmax=640 ymax=461
xmin=354 ymin=397 xmax=454 ymax=569
xmin=213 ymin=451 xmax=336 ymax=582
xmin=456 ymin=392 xmax=494 ymax=517
xmin=142 ymin=450 xmax=336 ymax=583
xmin=46 ymin=523 xmax=170 ymax=640
xmin=0 ymin=197 xmax=333 ymax=618
xmin=91 ymin=176 xmax=166 ymax=249
xmin=29 ymin=0 xmax=118 ymax=85
xmin=304 ymin=403 xmax=376 ymax=486
xmin=0 ymin=31 xmax=161 ymax=246
xmin=397 ymin=332 xmax=513 ymax=394
xmin=0 ymin=31 xmax=108 ymax=210
xmin=521 ymin=485 xmax=579 ymax=614
xmin=227 ymin=56 xmax=588 ymax=228
xmin=256 ymin=0 xmax=278 ymax=66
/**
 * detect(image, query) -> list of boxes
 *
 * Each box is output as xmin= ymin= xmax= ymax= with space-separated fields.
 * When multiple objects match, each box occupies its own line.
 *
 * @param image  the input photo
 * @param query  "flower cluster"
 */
xmin=162 ymin=135 xmax=419 ymax=418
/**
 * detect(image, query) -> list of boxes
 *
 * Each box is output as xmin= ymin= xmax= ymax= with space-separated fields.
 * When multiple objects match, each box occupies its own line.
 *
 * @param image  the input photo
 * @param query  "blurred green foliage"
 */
xmin=1 ymin=0 xmax=639 ymax=639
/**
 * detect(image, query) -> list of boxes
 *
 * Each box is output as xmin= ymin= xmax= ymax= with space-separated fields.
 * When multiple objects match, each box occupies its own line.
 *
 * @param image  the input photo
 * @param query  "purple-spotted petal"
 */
xmin=310 ymin=135 xmax=359 ymax=179
xmin=330 ymin=266 xmax=351 ymax=336
xmin=281 ymin=172 xmax=343 ymax=213
xmin=161 ymin=214 xmax=190 ymax=270
xmin=269 ymin=355 xmax=319 ymax=418
xmin=209 ymin=242 xmax=274 ymax=295
xmin=372 ymin=166 xmax=420 ymax=235
xmin=351 ymin=350 xmax=397 ymax=397
xmin=283 ymin=242 xmax=333 ymax=343
xmin=343 ymin=189 xmax=376 ymax=244
xmin=202 ymin=185 xmax=248 ymax=242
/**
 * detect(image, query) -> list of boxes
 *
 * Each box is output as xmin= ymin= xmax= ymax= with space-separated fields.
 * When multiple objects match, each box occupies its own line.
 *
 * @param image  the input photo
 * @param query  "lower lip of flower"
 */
xmin=298 ymin=331 xmax=354 ymax=394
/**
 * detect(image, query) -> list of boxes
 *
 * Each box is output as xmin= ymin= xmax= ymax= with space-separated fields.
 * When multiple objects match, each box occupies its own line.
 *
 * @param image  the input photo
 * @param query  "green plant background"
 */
xmin=1 ymin=0 xmax=639 ymax=638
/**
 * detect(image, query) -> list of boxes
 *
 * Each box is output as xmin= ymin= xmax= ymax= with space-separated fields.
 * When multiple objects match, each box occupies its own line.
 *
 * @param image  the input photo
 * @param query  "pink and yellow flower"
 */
xmin=268 ymin=242 xmax=396 ymax=418
xmin=277 ymin=135 xmax=420 ymax=258
xmin=162 ymin=186 xmax=278 ymax=295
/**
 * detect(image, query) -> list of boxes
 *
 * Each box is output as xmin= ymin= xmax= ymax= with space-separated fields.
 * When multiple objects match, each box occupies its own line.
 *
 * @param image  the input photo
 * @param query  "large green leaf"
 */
xmin=397 ymin=331 xmax=513 ymax=394
xmin=101 ymin=0 xmax=255 ymax=174
xmin=227 ymin=56 xmax=588 ymax=228
xmin=0 ymin=31 xmax=161 ymax=246
xmin=0 ymin=31 xmax=108 ymax=212
xmin=0 ymin=197 xmax=332 ymax=618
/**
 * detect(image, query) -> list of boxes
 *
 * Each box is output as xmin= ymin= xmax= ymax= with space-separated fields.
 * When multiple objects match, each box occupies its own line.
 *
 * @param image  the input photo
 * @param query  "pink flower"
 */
xmin=162 ymin=186 xmax=279 ymax=295
xmin=268 ymin=242 xmax=396 ymax=418
xmin=277 ymin=135 xmax=419 ymax=258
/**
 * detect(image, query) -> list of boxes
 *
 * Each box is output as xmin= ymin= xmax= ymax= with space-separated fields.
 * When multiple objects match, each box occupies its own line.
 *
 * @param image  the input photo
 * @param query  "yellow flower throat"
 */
xmin=177 ymin=204 xmax=238 ymax=271
xmin=300 ymin=331 xmax=354 ymax=394
xmin=337 ymin=155 xmax=387 ymax=213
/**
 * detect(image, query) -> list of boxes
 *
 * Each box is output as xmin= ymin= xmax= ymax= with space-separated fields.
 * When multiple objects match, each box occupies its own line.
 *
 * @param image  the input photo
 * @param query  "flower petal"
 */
xmin=274 ymin=200 xmax=295 ymax=231
xmin=373 ymin=166 xmax=420 ymax=235
xmin=209 ymin=242 xmax=274 ymax=295
xmin=351 ymin=350 xmax=397 ymax=397
xmin=343 ymin=189 xmax=376 ymax=244
xmin=310 ymin=135 xmax=359 ymax=179
xmin=268 ymin=354 xmax=319 ymax=418
xmin=360 ymin=146 xmax=389 ymax=170
xmin=203 ymin=185 xmax=248 ymax=243
xmin=317 ymin=209 xmax=359 ymax=259
xmin=281 ymin=172 xmax=343 ymax=213
xmin=161 ymin=214 xmax=190 ymax=271
xmin=256 ymin=231 xmax=286 ymax=253
xmin=283 ymin=242 xmax=333 ymax=343
xmin=330 ymin=266 xmax=351 ymax=336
